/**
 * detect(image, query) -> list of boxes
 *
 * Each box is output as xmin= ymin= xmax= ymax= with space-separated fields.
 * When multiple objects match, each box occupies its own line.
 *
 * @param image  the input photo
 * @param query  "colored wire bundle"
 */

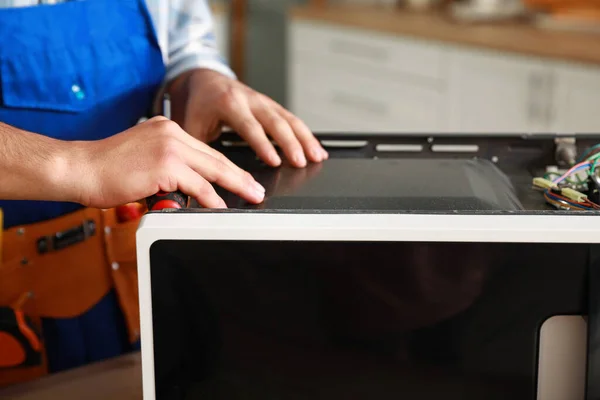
xmin=535 ymin=145 xmax=600 ymax=211
xmin=551 ymin=153 xmax=600 ymax=185
xmin=543 ymin=189 xmax=600 ymax=211
xmin=576 ymin=143 xmax=600 ymax=163
xmin=544 ymin=171 xmax=585 ymax=185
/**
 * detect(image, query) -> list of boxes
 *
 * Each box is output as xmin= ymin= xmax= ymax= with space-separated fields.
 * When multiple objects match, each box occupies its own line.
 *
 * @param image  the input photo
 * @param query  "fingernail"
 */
xmin=294 ymin=152 xmax=307 ymax=167
xmin=218 ymin=199 xmax=228 ymax=209
xmin=253 ymin=181 xmax=266 ymax=193
xmin=311 ymin=149 xmax=323 ymax=161
xmin=270 ymin=153 xmax=282 ymax=166
xmin=321 ymin=149 xmax=329 ymax=159
xmin=253 ymin=189 xmax=265 ymax=202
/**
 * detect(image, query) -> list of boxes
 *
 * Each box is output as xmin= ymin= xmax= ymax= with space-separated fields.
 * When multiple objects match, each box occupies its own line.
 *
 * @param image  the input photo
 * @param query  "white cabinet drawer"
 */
xmin=446 ymin=47 xmax=550 ymax=133
xmin=291 ymin=21 xmax=445 ymax=81
xmin=294 ymin=108 xmax=358 ymax=132
xmin=553 ymin=63 xmax=600 ymax=133
xmin=290 ymin=63 xmax=445 ymax=132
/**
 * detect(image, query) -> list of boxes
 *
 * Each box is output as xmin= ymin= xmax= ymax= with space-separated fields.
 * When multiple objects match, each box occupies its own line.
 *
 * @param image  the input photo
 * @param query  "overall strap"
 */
xmin=0 ymin=0 xmax=166 ymax=228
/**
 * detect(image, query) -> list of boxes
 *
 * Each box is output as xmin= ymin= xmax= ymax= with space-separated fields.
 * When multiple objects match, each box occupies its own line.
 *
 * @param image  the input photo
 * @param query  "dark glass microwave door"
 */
xmin=149 ymin=240 xmax=591 ymax=400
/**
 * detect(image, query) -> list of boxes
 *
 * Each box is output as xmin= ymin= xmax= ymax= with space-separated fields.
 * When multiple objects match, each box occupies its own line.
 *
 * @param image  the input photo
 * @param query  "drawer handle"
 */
xmin=331 ymin=92 xmax=388 ymax=116
xmin=543 ymin=71 xmax=555 ymax=125
xmin=528 ymin=71 xmax=544 ymax=123
xmin=329 ymin=40 xmax=389 ymax=62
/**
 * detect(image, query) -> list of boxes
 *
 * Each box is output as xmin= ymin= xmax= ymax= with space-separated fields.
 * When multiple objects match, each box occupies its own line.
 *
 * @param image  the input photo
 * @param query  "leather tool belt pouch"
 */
xmin=0 ymin=206 xmax=142 ymax=380
xmin=102 ymin=208 xmax=142 ymax=343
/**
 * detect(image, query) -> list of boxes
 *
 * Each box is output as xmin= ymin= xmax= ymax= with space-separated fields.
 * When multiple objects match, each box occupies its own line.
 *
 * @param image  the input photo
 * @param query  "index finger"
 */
xmin=180 ymin=145 xmax=265 ymax=204
xmin=170 ymin=123 xmax=250 ymax=178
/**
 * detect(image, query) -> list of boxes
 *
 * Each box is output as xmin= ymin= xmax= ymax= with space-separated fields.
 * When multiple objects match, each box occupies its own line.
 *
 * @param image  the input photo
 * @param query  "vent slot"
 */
xmin=431 ymin=144 xmax=479 ymax=153
xmin=376 ymin=144 xmax=424 ymax=153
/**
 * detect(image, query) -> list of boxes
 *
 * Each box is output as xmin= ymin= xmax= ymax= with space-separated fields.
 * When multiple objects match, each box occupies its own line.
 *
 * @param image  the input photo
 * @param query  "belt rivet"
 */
xmin=17 ymin=228 xmax=25 ymax=236
xmin=21 ymin=258 xmax=28 ymax=265
xmin=111 ymin=262 xmax=119 ymax=271
xmin=104 ymin=227 xmax=111 ymax=235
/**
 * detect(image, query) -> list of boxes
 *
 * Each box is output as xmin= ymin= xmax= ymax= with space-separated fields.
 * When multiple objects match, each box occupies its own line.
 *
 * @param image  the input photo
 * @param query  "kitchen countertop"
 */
xmin=211 ymin=1 xmax=227 ymax=15
xmin=0 ymin=353 xmax=142 ymax=400
xmin=290 ymin=5 xmax=600 ymax=66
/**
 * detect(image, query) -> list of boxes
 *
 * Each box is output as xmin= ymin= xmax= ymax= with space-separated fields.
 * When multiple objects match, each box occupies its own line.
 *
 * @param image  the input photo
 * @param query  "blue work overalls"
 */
xmin=0 ymin=0 xmax=165 ymax=372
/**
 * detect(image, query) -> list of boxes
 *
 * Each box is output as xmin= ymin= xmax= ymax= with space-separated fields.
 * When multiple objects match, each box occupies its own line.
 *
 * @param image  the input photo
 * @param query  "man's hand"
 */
xmin=71 ymin=117 xmax=265 ymax=209
xmin=168 ymin=69 xmax=328 ymax=168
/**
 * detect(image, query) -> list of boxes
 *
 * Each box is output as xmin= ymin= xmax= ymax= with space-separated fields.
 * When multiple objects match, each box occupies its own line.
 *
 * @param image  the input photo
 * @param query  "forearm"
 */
xmin=0 ymin=122 xmax=79 ymax=203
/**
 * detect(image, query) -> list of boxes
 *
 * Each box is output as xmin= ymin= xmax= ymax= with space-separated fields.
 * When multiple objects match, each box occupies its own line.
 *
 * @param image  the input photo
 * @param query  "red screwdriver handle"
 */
xmin=146 ymin=190 xmax=188 ymax=211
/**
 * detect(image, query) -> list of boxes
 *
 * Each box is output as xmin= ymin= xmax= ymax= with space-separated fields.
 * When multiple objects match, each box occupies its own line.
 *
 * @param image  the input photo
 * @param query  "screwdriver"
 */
xmin=145 ymin=94 xmax=188 ymax=211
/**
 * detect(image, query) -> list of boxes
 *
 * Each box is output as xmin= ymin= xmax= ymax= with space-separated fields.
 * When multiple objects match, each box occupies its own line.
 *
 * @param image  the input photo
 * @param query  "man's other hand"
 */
xmin=169 ymin=69 xmax=328 ymax=168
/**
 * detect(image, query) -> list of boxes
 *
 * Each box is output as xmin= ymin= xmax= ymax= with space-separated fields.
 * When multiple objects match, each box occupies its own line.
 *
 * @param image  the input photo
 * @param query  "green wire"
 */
xmin=545 ymin=172 xmax=580 ymax=184
xmin=588 ymin=152 xmax=600 ymax=175
xmin=543 ymin=151 xmax=600 ymax=185
xmin=578 ymin=144 xmax=600 ymax=163
xmin=592 ymin=158 xmax=600 ymax=175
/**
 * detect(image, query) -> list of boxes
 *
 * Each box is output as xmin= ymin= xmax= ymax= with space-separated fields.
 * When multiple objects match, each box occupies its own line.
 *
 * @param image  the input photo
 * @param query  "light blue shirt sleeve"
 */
xmin=163 ymin=0 xmax=236 ymax=83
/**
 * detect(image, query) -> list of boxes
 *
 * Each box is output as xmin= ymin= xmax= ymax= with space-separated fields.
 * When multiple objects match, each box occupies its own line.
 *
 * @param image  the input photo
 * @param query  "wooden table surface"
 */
xmin=0 ymin=353 xmax=142 ymax=400
xmin=291 ymin=4 xmax=600 ymax=66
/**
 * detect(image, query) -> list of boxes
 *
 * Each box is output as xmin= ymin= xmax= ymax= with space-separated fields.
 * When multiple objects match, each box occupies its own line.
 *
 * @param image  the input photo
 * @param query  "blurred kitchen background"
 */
xmin=209 ymin=0 xmax=600 ymax=134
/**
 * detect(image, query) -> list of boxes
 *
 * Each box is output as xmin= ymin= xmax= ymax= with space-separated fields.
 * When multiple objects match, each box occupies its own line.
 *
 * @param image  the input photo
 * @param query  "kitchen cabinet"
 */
xmin=552 ymin=64 xmax=600 ymax=134
xmin=288 ymin=21 xmax=448 ymax=133
xmin=287 ymin=19 xmax=600 ymax=135
xmin=291 ymin=60 xmax=447 ymax=132
xmin=446 ymin=48 xmax=551 ymax=133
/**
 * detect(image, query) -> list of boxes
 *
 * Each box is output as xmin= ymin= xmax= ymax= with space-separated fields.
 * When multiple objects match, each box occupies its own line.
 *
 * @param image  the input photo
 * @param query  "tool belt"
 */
xmin=0 ymin=206 xmax=142 ymax=386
